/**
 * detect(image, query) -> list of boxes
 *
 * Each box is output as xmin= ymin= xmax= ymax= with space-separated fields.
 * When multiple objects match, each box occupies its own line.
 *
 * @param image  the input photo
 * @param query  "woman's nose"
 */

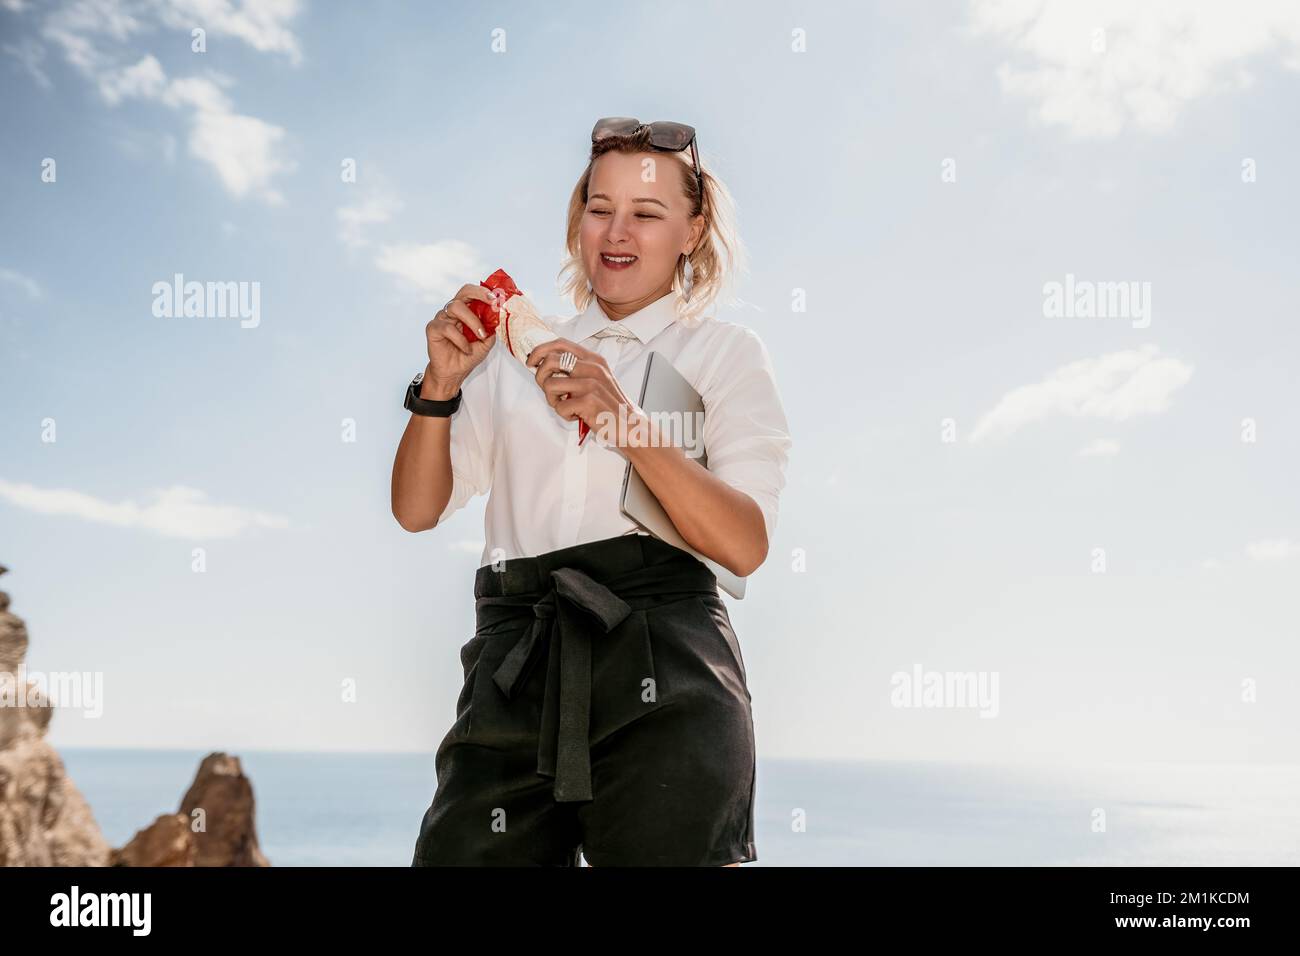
xmin=605 ymin=212 xmax=633 ymax=240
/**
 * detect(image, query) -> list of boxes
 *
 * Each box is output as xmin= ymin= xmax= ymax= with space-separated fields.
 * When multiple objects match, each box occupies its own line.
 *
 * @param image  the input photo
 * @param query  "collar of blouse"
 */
xmin=571 ymin=289 xmax=683 ymax=346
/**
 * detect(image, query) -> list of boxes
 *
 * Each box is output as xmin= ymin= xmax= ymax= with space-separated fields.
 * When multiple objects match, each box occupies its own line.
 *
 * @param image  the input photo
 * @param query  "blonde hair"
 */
xmin=557 ymin=126 xmax=746 ymax=327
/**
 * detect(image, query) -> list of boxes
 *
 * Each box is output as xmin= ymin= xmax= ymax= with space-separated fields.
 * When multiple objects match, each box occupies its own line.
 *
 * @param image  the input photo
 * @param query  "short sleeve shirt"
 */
xmin=438 ymin=290 xmax=792 ymax=569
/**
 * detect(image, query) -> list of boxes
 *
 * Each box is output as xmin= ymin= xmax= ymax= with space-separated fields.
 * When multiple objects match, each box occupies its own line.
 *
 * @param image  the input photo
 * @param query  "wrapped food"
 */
xmin=464 ymin=268 xmax=590 ymax=445
xmin=459 ymin=269 xmax=511 ymax=342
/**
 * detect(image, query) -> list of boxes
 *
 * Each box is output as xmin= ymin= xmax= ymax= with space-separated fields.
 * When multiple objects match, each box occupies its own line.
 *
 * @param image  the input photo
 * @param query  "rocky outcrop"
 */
xmin=112 ymin=812 xmax=197 ymax=866
xmin=113 ymin=753 xmax=269 ymax=866
xmin=0 ymin=565 xmax=113 ymax=866
xmin=1 ymin=567 xmax=269 ymax=867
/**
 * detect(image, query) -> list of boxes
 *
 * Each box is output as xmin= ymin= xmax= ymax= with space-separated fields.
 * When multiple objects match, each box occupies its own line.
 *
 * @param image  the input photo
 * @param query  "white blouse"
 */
xmin=436 ymin=289 xmax=792 ymax=570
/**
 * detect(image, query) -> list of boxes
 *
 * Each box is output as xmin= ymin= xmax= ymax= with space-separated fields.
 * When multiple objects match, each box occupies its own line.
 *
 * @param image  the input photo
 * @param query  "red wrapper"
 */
xmin=460 ymin=268 xmax=517 ymax=342
xmin=463 ymin=268 xmax=590 ymax=446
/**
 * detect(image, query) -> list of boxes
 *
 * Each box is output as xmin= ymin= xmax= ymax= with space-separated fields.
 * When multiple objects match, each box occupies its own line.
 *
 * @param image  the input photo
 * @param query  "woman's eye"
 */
xmin=588 ymin=209 xmax=659 ymax=220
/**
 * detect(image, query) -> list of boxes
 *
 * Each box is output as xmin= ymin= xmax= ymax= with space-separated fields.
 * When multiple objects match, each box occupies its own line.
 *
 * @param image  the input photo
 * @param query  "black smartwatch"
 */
xmin=404 ymin=370 xmax=462 ymax=417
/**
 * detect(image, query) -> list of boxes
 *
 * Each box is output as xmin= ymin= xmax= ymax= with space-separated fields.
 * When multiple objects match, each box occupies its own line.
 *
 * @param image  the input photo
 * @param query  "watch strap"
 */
xmin=405 ymin=372 xmax=462 ymax=417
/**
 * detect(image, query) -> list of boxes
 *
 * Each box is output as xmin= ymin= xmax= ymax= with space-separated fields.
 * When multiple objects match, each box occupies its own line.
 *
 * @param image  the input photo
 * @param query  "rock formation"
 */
xmin=0 ymin=566 xmax=269 ymax=867
xmin=0 ymin=565 xmax=112 ymax=866
xmin=113 ymin=753 xmax=270 ymax=866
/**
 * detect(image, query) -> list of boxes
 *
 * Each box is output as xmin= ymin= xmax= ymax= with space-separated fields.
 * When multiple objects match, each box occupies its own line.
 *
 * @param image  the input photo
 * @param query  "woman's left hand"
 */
xmin=528 ymin=338 xmax=646 ymax=448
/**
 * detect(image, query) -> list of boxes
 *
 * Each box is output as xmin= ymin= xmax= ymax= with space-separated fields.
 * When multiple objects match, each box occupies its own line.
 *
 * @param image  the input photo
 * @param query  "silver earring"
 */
xmin=585 ymin=276 xmax=593 ymax=294
xmin=681 ymin=256 xmax=694 ymax=301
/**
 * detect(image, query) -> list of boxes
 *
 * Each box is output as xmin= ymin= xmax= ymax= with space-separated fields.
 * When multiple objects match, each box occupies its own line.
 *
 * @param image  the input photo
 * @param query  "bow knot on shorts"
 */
xmin=491 ymin=566 xmax=635 ymax=803
xmin=412 ymin=533 xmax=758 ymax=866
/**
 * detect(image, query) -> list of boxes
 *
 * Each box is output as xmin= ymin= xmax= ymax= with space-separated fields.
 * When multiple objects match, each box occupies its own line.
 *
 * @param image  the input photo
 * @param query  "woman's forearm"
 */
xmin=391 ymin=368 xmax=460 ymax=532
xmin=622 ymin=414 xmax=768 ymax=577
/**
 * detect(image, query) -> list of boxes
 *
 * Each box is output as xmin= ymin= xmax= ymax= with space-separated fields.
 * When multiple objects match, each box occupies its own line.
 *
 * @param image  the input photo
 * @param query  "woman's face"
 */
xmin=579 ymin=150 xmax=704 ymax=314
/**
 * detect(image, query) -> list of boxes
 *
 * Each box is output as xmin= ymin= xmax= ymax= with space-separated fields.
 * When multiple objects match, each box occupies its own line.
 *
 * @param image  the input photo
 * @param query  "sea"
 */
xmin=58 ymin=749 xmax=1300 ymax=866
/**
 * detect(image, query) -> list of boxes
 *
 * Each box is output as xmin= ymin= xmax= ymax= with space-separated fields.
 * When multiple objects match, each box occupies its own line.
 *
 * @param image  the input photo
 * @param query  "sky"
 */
xmin=1 ymin=0 xmax=1298 ymax=766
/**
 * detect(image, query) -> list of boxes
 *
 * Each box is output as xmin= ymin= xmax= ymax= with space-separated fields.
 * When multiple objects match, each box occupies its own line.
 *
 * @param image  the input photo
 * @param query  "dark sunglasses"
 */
xmin=591 ymin=116 xmax=701 ymax=188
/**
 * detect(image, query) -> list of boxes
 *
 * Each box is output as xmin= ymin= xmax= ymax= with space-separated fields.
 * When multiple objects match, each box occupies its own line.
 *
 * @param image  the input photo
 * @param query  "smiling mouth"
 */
xmin=600 ymin=253 xmax=638 ymax=267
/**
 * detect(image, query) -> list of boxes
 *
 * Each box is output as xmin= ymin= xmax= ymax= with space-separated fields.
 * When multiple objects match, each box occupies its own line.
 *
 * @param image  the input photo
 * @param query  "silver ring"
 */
xmin=558 ymin=351 xmax=577 ymax=374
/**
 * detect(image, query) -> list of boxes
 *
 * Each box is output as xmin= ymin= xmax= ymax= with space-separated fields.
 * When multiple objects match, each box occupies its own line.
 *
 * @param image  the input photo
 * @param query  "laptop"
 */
xmin=619 ymin=350 xmax=748 ymax=599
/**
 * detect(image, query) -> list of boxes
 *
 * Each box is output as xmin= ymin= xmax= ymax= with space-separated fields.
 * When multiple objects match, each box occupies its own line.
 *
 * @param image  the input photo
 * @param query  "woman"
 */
xmin=392 ymin=118 xmax=791 ymax=866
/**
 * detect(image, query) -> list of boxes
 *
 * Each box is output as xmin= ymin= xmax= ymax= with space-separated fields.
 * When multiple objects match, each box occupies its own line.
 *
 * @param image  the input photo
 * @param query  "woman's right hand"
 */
xmin=422 ymin=283 xmax=499 ymax=397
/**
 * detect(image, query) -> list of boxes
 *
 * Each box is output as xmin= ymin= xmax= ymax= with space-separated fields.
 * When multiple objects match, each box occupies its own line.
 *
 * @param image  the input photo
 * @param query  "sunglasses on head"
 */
xmin=591 ymin=116 xmax=701 ymax=188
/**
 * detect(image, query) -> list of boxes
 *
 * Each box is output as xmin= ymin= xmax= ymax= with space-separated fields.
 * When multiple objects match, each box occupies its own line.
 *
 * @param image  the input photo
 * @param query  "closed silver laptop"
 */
xmin=619 ymin=350 xmax=748 ymax=599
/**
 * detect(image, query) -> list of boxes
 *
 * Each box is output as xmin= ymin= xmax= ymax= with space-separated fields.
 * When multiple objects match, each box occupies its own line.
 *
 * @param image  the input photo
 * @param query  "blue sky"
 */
xmin=2 ymin=0 xmax=1298 ymax=765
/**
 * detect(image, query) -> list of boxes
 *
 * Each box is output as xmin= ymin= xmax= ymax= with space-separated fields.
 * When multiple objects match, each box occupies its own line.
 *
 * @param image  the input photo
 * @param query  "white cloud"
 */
xmin=338 ymin=192 xmax=403 ymax=250
xmin=41 ymin=0 xmax=146 ymax=75
xmin=97 ymin=51 xmax=165 ymax=104
xmin=968 ymin=0 xmax=1300 ymax=139
xmin=0 ymin=479 xmax=289 ymax=539
xmin=39 ymin=0 xmax=303 ymax=66
xmin=29 ymin=0 xmax=301 ymax=203
xmin=168 ymin=77 xmax=295 ymax=203
xmin=970 ymin=344 xmax=1193 ymax=443
xmin=3 ymin=36 xmax=53 ymax=89
xmin=85 ymin=59 xmax=296 ymax=203
xmin=0 ymin=267 xmax=42 ymax=299
xmin=155 ymin=0 xmax=304 ymax=66
xmin=1246 ymin=538 xmax=1300 ymax=561
xmin=161 ymin=71 xmax=232 ymax=112
xmin=374 ymin=240 xmax=485 ymax=303
xmin=1078 ymin=438 xmax=1120 ymax=457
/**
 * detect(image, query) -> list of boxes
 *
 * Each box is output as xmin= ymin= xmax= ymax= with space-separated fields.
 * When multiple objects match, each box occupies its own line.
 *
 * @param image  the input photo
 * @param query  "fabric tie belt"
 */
xmin=474 ymin=533 xmax=719 ymax=803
